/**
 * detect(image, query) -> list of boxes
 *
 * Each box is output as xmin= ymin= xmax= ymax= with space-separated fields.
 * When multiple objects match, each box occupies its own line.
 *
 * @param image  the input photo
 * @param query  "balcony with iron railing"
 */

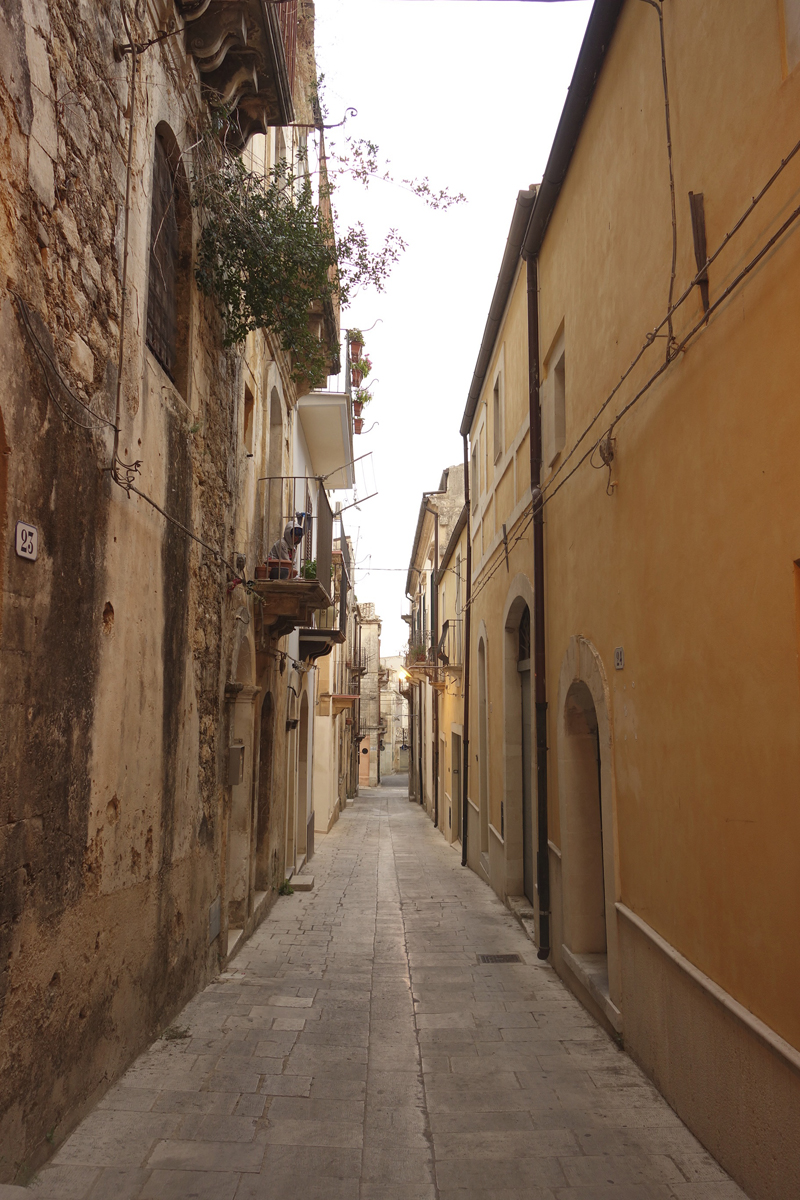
xmin=404 ymin=629 xmax=432 ymax=670
xmin=251 ymin=476 xmax=334 ymax=641
xmin=403 ymin=628 xmax=451 ymax=690
xmin=299 ymin=538 xmax=349 ymax=661
xmin=351 ymin=648 xmax=369 ymax=676
xmin=437 ymin=619 xmax=463 ymax=670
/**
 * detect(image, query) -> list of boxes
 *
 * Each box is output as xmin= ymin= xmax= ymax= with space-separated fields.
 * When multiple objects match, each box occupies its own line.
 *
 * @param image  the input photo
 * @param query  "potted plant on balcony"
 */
xmin=301 ymin=560 xmax=334 ymax=581
xmin=353 ymin=387 xmax=372 ymax=417
xmin=351 ymin=354 xmax=371 ymax=389
xmin=354 ymin=416 xmax=364 ymax=435
xmin=347 ymin=328 xmax=364 ymax=360
xmin=407 ymin=642 xmax=427 ymax=664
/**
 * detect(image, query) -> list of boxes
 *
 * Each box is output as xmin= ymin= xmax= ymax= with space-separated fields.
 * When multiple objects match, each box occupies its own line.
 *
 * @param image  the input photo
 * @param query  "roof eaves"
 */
xmin=460 ymin=188 xmax=536 ymax=438
xmin=522 ymin=0 xmax=626 ymax=261
xmin=405 ymin=501 xmax=433 ymax=598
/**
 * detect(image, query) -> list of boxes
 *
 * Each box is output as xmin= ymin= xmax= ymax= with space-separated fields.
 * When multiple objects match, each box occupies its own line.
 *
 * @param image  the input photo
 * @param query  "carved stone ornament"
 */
xmin=177 ymin=0 xmax=294 ymax=146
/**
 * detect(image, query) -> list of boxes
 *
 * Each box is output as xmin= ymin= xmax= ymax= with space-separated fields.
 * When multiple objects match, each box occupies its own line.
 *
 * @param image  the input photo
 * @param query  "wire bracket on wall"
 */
xmin=113 ymin=21 xmax=180 ymax=60
xmin=592 ymin=432 xmax=617 ymax=496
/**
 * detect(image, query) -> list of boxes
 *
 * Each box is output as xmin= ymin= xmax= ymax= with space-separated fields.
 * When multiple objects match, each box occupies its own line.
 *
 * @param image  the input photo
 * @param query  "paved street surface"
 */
xmin=31 ymin=784 xmax=746 ymax=1200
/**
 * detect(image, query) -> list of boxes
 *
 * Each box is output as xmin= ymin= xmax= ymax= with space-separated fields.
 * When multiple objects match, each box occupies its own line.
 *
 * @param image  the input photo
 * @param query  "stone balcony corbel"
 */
xmin=177 ymin=0 xmax=294 ymax=145
xmin=186 ymin=8 xmax=249 ymax=73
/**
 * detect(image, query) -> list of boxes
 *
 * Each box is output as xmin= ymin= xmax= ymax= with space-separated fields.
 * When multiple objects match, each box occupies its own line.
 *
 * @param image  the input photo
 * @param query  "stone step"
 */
xmin=292 ymin=874 xmax=314 ymax=891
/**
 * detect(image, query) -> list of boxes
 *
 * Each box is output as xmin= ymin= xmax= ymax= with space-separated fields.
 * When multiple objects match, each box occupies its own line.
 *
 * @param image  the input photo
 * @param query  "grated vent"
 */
xmin=477 ymin=953 xmax=523 ymax=964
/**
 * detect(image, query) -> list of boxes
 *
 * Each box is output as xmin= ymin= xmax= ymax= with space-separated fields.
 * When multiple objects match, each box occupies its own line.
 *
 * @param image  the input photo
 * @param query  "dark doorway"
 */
xmin=255 ymin=691 xmax=275 ymax=890
xmin=564 ymin=680 xmax=606 ymax=953
xmin=451 ymin=732 xmax=462 ymax=841
xmin=517 ymin=607 xmax=533 ymax=904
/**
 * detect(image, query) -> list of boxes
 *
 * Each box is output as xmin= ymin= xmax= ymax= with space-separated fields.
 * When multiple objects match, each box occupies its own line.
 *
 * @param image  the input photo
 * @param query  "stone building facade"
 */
xmin=356 ymin=602 xmax=381 ymax=787
xmin=379 ymin=655 xmax=409 ymax=777
xmin=403 ymin=465 xmax=465 ymax=819
xmin=0 ymin=0 xmax=342 ymax=1181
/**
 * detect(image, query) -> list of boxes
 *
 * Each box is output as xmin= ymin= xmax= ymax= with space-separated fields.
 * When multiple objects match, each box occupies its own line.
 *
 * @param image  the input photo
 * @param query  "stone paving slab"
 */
xmin=27 ymin=783 xmax=748 ymax=1199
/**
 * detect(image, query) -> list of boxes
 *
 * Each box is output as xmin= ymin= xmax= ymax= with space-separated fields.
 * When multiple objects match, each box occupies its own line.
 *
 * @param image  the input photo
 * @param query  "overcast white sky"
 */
xmin=316 ymin=0 xmax=593 ymax=655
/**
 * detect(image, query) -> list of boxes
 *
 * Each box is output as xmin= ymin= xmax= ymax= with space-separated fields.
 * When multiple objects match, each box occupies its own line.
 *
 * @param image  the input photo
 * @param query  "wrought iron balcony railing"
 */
xmin=438 ymin=619 xmax=463 ymax=669
xmin=250 ymin=476 xmax=333 ymax=640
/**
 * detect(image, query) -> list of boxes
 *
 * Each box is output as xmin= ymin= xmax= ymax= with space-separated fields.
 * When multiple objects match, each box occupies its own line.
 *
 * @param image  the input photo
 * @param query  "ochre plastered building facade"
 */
xmin=404 ymin=466 xmax=464 ymax=823
xmin=457 ymin=3 xmax=800 ymax=1197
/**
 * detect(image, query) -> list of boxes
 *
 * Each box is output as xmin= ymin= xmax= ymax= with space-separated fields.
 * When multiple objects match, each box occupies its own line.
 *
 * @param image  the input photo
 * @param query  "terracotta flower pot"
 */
xmin=349 ymin=339 xmax=363 ymax=360
xmin=351 ymin=366 xmax=363 ymax=387
xmin=353 ymin=399 xmax=363 ymax=417
xmin=354 ymin=417 xmax=364 ymax=435
xmin=255 ymin=564 xmax=268 ymax=580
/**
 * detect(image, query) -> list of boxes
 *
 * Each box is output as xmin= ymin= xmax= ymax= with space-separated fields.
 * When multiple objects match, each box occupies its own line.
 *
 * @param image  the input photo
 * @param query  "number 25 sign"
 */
xmin=15 ymin=522 xmax=38 ymax=562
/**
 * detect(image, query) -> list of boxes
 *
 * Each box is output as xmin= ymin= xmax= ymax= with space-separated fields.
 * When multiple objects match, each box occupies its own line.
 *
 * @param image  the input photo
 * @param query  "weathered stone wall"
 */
xmin=0 ymin=0 xmax=304 ymax=1181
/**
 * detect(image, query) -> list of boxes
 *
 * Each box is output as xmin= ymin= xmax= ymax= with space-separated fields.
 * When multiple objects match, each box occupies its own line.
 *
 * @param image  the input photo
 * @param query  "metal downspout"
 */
xmin=461 ymin=434 xmax=472 ymax=868
xmin=527 ymin=256 xmax=551 ymax=960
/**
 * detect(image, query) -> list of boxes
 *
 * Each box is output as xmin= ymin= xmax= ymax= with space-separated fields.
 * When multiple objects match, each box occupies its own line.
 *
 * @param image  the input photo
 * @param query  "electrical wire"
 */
xmin=640 ymin=0 xmax=677 ymax=357
xmin=540 ymin=128 xmax=800 ymax=504
xmin=466 ymin=187 xmax=800 ymax=613
xmin=463 ymin=127 xmax=800 ymax=611
xmin=12 ymin=292 xmax=118 ymax=431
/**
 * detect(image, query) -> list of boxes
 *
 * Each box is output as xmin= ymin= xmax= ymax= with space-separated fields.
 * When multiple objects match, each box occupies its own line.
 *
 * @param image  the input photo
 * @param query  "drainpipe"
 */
xmin=426 ymin=503 xmax=440 ymax=831
xmin=527 ymin=255 xmax=550 ymax=961
xmin=461 ymin=434 xmax=472 ymax=868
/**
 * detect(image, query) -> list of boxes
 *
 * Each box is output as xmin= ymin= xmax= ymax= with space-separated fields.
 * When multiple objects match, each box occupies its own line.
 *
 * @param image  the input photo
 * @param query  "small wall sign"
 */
xmin=15 ymin=522 xmax=38 ymax=562
xmin=614 ymin=646 xmax=625 ymax=671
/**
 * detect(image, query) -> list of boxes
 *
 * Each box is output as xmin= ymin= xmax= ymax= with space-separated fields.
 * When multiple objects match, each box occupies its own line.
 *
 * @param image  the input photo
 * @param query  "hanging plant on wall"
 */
xmin=192 ymin=130 xmax=404 ymax=388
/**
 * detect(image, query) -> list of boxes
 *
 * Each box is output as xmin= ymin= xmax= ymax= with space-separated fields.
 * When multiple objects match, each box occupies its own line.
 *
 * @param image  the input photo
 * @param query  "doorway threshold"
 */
xmin=226 ymin=927 xmax=244 ymax=958
xmin=561 ymin=945 xmax=622 ymax=1034
xmin=507 ymin=895 xmax=537 ymax=947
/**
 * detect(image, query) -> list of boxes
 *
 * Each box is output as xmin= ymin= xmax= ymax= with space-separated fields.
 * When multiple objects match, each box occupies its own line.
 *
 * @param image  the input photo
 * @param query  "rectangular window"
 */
xmin=471 ymin=443 xmax=479 ymax=510
xmin=542 ymin=331 xmax=566 ymax=469
xmin=493 ymin=373 xmax=503 ymax=463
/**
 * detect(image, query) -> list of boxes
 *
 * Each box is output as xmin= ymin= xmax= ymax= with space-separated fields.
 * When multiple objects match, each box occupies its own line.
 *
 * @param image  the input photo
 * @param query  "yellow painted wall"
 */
xmin=468 ymin=265 xmax=537 ymax=875
xmin=437 ymin=522 xmax=468 ymax=842
xmin=536 ymin=0 xmax=800 ymax=1049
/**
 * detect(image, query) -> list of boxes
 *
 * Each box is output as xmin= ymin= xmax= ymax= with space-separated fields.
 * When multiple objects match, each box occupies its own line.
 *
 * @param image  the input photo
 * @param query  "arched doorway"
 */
xmin=478 ymin=637 xmax=490 ymax=869
xmin=255 ymin=691 xmax=274 ymax=890
xmin=501 ymin=577 xmax=536 ymax=903
xmin=226 ymin=632 xmax=259 ymax=930
xmin=556 ymin=636 xmax=621 ymax=1031
xmin=518 ymin=608 xmax=534 ymax=904
xmin=562 ymin=680 xmax=605 ymax=952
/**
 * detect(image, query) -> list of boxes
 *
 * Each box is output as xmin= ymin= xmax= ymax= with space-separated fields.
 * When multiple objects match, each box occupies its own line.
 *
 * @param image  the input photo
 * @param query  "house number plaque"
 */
xmin=15 ymin=522 xmax=38 ymax=562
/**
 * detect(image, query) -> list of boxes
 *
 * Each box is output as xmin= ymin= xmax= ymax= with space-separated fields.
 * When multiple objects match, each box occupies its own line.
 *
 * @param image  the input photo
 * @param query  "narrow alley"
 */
xmin=29 ymin=785 xmax=744 ymax=1200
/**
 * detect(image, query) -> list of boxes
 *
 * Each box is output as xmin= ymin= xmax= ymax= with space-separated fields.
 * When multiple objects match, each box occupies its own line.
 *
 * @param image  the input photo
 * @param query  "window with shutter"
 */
xmin=146 ymin=135 xmax=179 ymax=380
